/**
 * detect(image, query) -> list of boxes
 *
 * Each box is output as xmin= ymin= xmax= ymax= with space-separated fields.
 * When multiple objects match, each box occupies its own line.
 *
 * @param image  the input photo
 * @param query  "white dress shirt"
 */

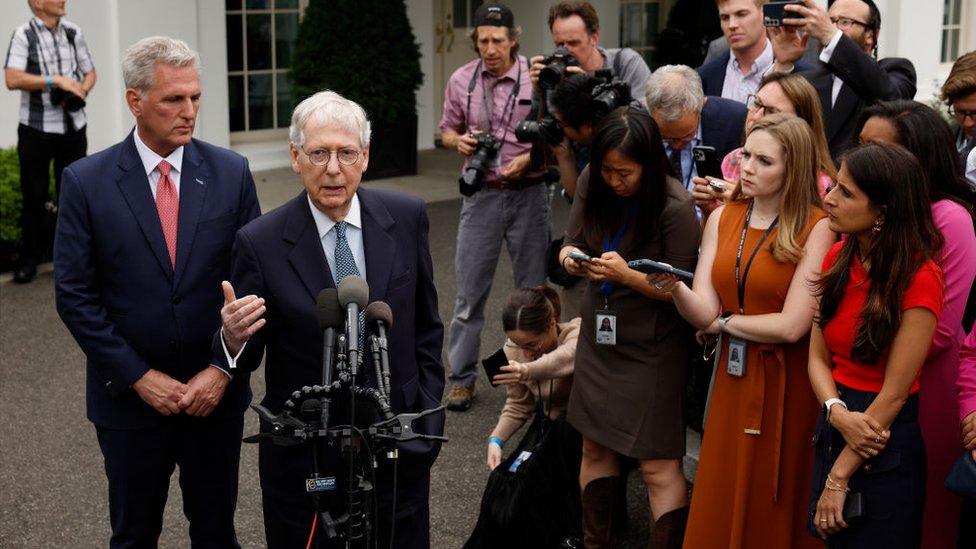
xmin=722 ymin=39 xmax=774 ymax=104
xmin=132 ymin=127 xmax=183 ymax=197
xmin=307 ymin=193 xmax=367 ymax=281
xmin=819 ymin=30 xmax=846 ymax=107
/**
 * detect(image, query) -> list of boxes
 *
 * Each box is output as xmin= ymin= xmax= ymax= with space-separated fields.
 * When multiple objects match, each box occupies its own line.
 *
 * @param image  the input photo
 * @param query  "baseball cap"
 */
xmin=473 ymin=3 xmax=515 ymax=28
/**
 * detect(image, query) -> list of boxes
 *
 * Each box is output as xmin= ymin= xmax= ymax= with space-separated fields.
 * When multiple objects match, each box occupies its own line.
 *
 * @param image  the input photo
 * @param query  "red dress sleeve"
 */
xmin=901 ymin=260 xmax=944 ymax=318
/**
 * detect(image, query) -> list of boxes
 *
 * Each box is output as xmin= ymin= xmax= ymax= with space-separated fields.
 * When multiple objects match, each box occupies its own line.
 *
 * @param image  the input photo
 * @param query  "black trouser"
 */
xmin=809 ymin=385 xmax=926 ymax=548
xmin=95 ymin=414 xmax=244 ymax=549
xmin=16 ymin=123 xmax=87 ymax=264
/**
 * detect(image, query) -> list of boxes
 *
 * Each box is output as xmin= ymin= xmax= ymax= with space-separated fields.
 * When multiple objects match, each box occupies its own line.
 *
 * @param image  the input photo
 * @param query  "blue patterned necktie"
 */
xmin=333 ymin=221 xmax=366 ymax=343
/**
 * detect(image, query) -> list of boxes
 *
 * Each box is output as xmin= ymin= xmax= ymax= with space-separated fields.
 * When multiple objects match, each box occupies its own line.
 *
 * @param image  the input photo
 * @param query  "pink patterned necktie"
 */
xmin=155 ymin=160 xmax=179 ymax=268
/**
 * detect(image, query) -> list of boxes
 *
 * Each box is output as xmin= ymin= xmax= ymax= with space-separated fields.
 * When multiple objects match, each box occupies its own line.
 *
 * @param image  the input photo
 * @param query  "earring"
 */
xmin=871 ymin=217 xmax=884 ymax=235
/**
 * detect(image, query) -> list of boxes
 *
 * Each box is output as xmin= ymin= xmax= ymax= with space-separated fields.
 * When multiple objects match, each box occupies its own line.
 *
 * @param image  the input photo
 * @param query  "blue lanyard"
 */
xmin=600 ymin=207 xmax=636 ymax=299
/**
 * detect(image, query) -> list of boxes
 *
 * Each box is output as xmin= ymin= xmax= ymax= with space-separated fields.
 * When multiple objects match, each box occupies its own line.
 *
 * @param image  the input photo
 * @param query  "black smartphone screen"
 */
xmin=692 ymin=145 xmax=721 ymax=179
xmin=481 ymin=348 xmax=508 ymax=387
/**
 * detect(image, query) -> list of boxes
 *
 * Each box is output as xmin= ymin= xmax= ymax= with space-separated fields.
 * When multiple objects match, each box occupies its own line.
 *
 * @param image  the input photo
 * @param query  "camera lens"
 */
xmin=539 ymin=64 xmax=565 ymax=90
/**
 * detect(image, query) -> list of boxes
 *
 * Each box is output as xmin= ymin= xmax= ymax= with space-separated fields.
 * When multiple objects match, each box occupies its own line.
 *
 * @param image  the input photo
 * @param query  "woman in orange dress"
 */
xmin=651 ymin=113 xmax=834 ymax=548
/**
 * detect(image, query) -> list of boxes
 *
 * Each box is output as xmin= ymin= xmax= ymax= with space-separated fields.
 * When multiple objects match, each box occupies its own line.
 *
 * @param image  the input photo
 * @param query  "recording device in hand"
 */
xmin=763 ymin=1 xmax=801 ymax=27
xmin=49 ymin=86 xmax=86 ymax=112
xmin=567 ymin=250 xmax=593 ymax=263
xmin=692 ymin=146 xmax=721 ymax=179
xmin=245 ymin=276 xmax=448 ymax=548
xmin=628 ymin=259 xmax=695 ymax=282
xmin=706 ymin=177 xmax=728 ymax=193
xmin=538 ymin=46 xmax=579 ymax=90
xmin=482 ymin=348 xmax=509 ymax=387
xmin=459 ymin=133 xmax=501 ymax=197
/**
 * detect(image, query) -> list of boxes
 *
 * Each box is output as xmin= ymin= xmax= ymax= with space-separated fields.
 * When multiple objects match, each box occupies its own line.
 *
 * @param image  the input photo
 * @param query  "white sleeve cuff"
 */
xmin=220 ymin=328 xmax=247 ymax=371
xmin=819 ymin=29 xmax=844 ymax=63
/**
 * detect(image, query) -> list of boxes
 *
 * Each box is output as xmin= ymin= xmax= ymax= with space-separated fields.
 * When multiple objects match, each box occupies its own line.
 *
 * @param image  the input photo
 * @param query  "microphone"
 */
xmin=365 ymin=301 xmax=394 ymax=397
xmin=316 ymin=288 xmax=344 ymax=429
xmin=337 ymin=276 xmax=369 ymax=378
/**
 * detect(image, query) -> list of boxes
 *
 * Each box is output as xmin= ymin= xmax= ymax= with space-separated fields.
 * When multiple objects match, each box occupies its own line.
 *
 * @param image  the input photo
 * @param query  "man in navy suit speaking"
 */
xmin=54 ymin=36 xmax=260 ymax=547
xmin=214 ymin=90 xmax=445 ymax=548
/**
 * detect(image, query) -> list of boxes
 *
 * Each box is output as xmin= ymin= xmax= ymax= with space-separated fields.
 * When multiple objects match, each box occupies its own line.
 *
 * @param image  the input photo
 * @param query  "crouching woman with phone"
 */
xmin=808 ymin=142 xmax=945 ymax=547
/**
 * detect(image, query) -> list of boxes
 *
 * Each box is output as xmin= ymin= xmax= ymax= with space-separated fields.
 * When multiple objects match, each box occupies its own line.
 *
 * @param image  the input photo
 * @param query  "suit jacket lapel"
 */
xmin=114 ymin=133 xmax=174 ymax=281
xmin=359 ymin=189 xmax=396 ymax=303
xmin=284 ymin=193 xmax=333 ymax=301
xmin=173 ymin=140 xmax=207 ymax=289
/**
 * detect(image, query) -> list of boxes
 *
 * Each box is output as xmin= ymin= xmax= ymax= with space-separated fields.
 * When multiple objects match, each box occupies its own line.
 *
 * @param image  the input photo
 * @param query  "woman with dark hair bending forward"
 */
xmin=559 ymin=106 xmax=700 ymax=547
xmin=808 ymin=142 xmax=945 ymax=547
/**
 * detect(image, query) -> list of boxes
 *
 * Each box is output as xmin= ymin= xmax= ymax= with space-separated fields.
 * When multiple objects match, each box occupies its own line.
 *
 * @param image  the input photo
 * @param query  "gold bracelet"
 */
xmin=825 ymin=474 xmax=850 ymax=493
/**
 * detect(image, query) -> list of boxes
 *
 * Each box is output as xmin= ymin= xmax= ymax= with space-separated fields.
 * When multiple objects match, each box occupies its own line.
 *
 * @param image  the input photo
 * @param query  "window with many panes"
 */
xmin=226 ymin=0 xmax=301 ymax=133
xmin=619 ymin=0 xmax=663 ymax=67
xmin=942 ymin=0 xmax=963 ymax=63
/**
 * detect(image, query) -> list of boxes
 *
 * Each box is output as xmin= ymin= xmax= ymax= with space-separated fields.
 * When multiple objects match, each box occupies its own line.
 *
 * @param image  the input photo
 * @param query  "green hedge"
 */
xmin=0 ymin=148 xmax=22 ymax=245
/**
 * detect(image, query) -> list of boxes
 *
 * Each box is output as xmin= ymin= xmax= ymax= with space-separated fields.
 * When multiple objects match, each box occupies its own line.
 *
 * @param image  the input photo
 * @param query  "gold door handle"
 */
xmin=435 ymin=21 xmax=445 ymax=53
xmin=445 ymin=16 xmax=456 ymax=53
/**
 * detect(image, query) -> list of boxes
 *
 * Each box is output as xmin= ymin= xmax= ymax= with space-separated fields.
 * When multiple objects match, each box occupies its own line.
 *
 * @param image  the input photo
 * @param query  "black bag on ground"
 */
xmin=464 ymin=410 xmax=582 ymax=548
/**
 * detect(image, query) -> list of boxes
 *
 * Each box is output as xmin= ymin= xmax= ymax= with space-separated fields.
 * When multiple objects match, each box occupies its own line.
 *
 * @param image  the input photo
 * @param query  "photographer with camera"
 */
xmin=439 ymin=3 xmax=546 ymax=412
xmin=531 ymin=2 xmax=650 ymax=104
xmin=4 ymin=0 xmax=96 ymax=283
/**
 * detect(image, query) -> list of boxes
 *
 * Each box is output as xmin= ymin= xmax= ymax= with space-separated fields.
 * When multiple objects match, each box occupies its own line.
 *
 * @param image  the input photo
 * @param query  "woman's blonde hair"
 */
xmin=759 ymin=72 xmax=837 ymax=180
xmin=731 ymin=113 xmax=823 ymax=263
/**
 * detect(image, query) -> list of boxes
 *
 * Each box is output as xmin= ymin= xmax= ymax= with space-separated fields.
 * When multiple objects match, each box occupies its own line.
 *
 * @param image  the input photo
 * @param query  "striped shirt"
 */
xmin=4 ymin=17 xmax=94 ymax=134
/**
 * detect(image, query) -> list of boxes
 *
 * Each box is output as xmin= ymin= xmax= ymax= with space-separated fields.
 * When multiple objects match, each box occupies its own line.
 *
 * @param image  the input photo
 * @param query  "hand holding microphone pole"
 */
xmin=365 ymin=301 xmax=394 ymax=397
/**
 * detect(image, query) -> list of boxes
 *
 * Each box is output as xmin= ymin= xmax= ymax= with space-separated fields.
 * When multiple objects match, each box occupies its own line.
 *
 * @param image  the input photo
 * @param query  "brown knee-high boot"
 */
xmin=648 ymin=505 xmax=689 ymax=549
xmin=582 ymin=476 xmax=621 ymax=548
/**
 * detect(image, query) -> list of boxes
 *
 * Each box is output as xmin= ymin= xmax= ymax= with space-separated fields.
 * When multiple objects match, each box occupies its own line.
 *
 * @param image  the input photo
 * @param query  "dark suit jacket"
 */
xmin=55 ymin=132 xmax=261 ymax=430
xmin=700 ymin=95 xmax=749 ymax=160
xmin=799 ymin=33 xmax=916 ymax=161
xmin=697 ymin=50 xmax=813 ymax=98
xmin=211 ymin=188 xmax=445 ymax=473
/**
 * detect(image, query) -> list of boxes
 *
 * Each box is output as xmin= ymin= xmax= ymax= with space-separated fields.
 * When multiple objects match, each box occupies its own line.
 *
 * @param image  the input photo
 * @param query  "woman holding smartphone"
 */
xmin=808 ymin=142 xmax=944 ymax=547
xmin=559 ymin=106 xmax=700 ymax=547
xmin=650 ymin=113 xmax=833 ymax=548
xmin=693 ymin=72 xmax=836 ymax=218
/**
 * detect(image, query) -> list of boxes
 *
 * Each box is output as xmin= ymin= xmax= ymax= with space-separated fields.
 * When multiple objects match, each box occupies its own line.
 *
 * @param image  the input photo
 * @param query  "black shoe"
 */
xmin=13 ymin=262 xmax=36 ymax=284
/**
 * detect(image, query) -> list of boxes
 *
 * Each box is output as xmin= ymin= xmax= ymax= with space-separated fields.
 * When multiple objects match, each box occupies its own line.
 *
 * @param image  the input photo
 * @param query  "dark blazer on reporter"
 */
xmin=212 ymin=90 xmax=445 ymax=548
xmin=54 ymin=37 xmax=260 ymax=548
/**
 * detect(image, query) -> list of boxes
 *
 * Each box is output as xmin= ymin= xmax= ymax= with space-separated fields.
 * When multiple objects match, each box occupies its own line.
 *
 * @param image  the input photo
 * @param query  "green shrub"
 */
xmin=0 ymin=148 xmax=22 ymax=245
xmin=289 ymin=0 xmax=423 ymax=125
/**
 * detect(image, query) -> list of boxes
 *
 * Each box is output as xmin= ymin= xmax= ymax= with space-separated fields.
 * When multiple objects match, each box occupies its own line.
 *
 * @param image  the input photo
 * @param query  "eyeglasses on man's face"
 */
xmin=948 ymin=105 xmax=976 ymax=122
xmin=830 ymin=16 xmax=870 ymax=30
xmin=299 ymin=146 xmax=362 ymax=167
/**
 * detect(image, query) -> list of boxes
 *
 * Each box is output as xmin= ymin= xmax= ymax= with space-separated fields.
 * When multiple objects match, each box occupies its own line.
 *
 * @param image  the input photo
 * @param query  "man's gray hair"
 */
xmin=289 ymin=90 xmax=372 ymax=149
xmin=644 ymin=65 xmax=705 ymax=122
xmin=122 ymin=36 xmax=200 ymax=92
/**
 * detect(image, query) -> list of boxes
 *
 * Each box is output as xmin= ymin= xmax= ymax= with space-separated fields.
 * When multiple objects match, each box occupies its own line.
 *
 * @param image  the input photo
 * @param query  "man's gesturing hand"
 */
xmin=133 ymin=369 xmax=189 ymax=415
xmin=220 ymin=280 xmax=266 ymax=357
xmin=179 ymin=366 xmax=230 ymax=417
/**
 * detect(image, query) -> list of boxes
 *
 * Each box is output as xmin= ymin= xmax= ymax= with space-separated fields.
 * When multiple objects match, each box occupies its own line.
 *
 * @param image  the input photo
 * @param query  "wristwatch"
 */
xmin=718 ymin=313 xmax=734 ymax=333
xmin=824 ymin=398 xmax=847 ymax=423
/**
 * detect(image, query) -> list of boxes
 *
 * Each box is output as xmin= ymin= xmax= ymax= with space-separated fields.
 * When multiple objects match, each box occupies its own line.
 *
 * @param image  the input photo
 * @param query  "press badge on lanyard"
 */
xmin=727 ymin=203 xmax=779 ymax=378
xmin=595 ymin=210 xmax=633 ymax=346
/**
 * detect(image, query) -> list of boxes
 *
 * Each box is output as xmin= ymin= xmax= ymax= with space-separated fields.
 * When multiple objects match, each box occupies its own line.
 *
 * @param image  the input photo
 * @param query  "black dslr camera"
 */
xmin=49 ymin=87 xmax=86 ymax=112
xmin=538 ymin=47 xmax=579 ymax=90
xmin=590 ymin=72 xmax=631 ymax=119
xmin=458 ymin=133 xmax=501 ymax=196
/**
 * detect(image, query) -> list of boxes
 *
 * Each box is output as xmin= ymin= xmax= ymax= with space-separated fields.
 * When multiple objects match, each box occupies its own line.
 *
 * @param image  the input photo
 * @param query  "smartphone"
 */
xmin=567 ymin=250 xmax=593 ymax=263
xmin=692 ymin=145 xmax=721 ymax=179
xmin=763 ymin=1 xmax=801 ymax=27
xmin=707 ymin=177 xmax=728 ymax=193
xmin=481 ymin=348 xmax=508 ymax=387
xmin=842 ymin=491 xmax=864 ymax=521
xmin=628 ymin=259 xmax=694 ymax=282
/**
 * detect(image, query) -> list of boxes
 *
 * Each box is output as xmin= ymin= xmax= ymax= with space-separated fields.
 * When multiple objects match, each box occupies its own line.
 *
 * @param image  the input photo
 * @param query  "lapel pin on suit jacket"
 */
xmin=195 ymin=178 xmax=205 ymax=185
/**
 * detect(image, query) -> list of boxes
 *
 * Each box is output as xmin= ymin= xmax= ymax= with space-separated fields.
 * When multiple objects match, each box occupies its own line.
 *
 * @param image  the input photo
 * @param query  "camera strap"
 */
xmin=734 ymin=201 xmax=779 ymax=314
xmin=465 ymin=58 xmax=522 ymax=144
